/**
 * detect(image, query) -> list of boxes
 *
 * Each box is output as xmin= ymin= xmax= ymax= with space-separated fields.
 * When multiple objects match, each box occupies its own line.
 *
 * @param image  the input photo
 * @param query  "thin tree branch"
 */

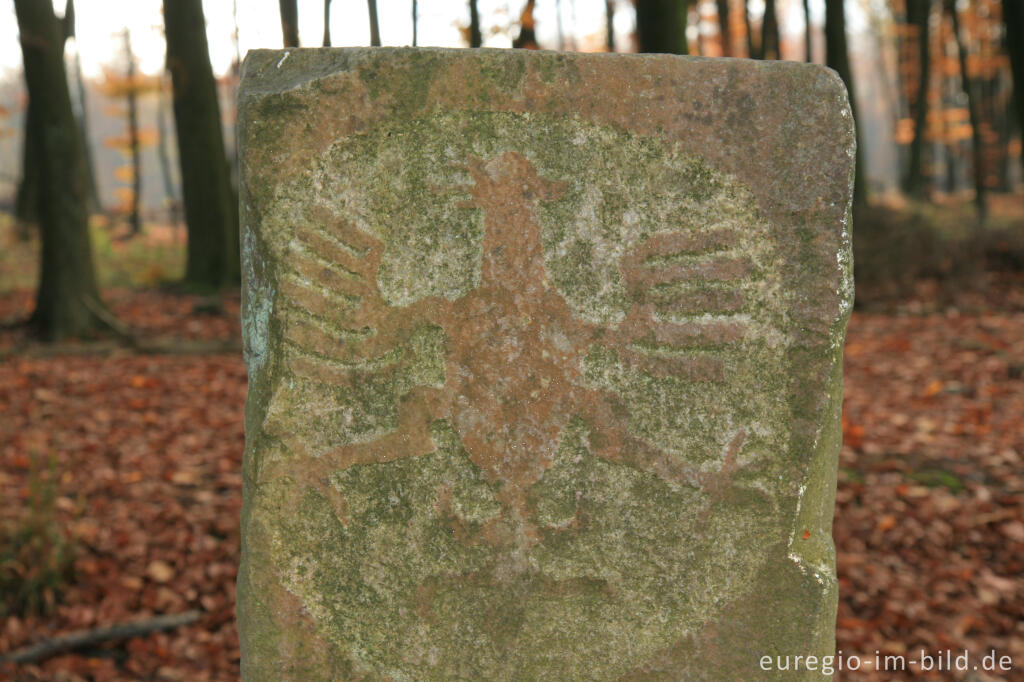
xmin=1 ymin=611 xmax=201 ymax=665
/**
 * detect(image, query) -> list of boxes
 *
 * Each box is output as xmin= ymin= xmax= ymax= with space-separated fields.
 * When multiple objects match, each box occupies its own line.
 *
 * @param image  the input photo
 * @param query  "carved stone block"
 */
xmin=238 ymin=48 xmax=854 ymax=680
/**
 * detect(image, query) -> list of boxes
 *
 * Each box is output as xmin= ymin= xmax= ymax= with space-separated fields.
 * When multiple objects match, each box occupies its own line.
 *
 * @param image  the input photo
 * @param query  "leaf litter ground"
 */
xmin=0 ymin=282 xmax=1021 ymax=681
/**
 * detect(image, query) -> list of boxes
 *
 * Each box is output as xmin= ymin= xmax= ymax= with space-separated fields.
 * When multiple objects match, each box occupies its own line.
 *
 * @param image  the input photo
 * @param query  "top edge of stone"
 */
xmin=238 ymin=46 xmax=849 ymax=102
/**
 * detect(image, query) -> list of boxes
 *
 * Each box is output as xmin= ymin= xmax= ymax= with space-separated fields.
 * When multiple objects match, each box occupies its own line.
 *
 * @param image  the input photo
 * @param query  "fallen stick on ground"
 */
xmin=0 ymin=338 xmax=242 ymax=360
xmin=0 ymin=610 xmax=202 ymax=665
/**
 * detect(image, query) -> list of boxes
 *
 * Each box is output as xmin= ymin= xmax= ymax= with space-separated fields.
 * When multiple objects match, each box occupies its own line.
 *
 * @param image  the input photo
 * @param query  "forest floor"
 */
xmin=0 ymin=222 xmax=1022 ymax=679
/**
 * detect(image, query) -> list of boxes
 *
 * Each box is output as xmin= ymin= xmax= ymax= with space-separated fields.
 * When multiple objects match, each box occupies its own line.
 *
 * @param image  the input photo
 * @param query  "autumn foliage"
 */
xmin=0 ymin=264 xmax=1020 ymax=679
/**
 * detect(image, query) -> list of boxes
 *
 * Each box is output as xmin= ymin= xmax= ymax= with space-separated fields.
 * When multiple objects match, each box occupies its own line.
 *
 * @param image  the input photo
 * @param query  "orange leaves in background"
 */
xmin=102 ymin=128 xmax=158 ymax=152
xmin=835 ymin=307 xmax=1023 ymax=680
xmin=922 ymin=378 xmax=945 ymax=398
xmin=98 ymin=71 xmax=162 ymax=98
xmin=842 ymin=414 xmax=865 ymax=450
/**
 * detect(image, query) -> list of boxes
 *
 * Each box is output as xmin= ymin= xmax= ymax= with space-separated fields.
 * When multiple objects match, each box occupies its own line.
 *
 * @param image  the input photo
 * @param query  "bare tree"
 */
xmin=123 ymin=29 xmax=142 ymax=235
xmin=636 ymin=0 xmax=688 ymax=54
xmin=803 ymin=0 xmax=812 ymax=61
xmin=762 ymin=0 xmax=779 ymax=59
xmin=904 ymin=0 xmax=932 ymax=198
xmin=155 ymin=77 xmax=179 ymax=228
xmin=692 ymin=2 xmax=703 ymax=55
xmin=164 ymin=0 xmax=239 ymax=288
xmin=15 ymin=0 xmax=78 ymax=226
xmin=825 ymin=0 xmax=866 ymax=205
xmin=368 ymin=0 xmax=381 ymax=46
xmin=555 ymin=0 xmax=565 ymax=50
xmin=233 ymin=0 xmax=241 ymax=69
xmin=14 ymin=0 xmax=109 ymax=339
xmin=606 ymin=0 xmax=616 ymax=52
xmin=323 ymin=0 xmax=332 ymax=46
xmin=1001 ymin=0 xmax=1023 ymax=174
xmin=14 ymin=110 xmax=40 ymax=227
xmin=567 ymin=0 xmax=578 ymax=50
xmin=744 ymin=0 xmax=757 ymax=58
xmin=469 ymin=0 xmax=482 ymax=47
xmin=948 ymin=0 xmax=986 ymax=221
xmin=716 ymin=0 xmax=730 ymax=56
xmin=279 ymin=0 xmax=299 ymax=47
xmin=513 ymin=0 xmax=539 ymax=49
xmin=65 ymin=0 xmax=100 ymax=213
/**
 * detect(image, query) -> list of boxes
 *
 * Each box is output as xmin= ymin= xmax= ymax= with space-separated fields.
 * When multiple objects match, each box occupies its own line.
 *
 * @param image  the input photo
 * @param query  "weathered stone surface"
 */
xmin=238 ymin=48 xmax=854 ymax=681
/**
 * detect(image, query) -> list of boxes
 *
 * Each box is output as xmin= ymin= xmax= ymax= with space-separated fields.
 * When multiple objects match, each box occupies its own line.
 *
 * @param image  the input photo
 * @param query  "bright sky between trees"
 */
xmin=1 ymin=0 xmax=854 ymax=80
xmin=0 ymin=0 xmax=636 ymax=79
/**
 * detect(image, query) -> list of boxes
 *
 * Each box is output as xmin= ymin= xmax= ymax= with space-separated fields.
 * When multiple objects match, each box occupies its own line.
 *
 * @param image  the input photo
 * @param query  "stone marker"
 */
xmin=238 ymin=48 xmax=854 ymax=680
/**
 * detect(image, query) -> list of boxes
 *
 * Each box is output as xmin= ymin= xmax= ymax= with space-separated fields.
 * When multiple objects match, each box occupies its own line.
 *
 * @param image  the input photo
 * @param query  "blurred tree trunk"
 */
xmin=606 ymin=0 xmax=615 ymax=52
xmin=323 ymin=0 xmax=332 ymax=46
xmin=636 ymin=0 xmax=688 ymax=54
xmin=1004 ymin=0 xmax=1024 ymax=174
xmin=14 ymin=108 xmax=39 ymax=228
xmin=164 ymin=0 xmax=239 ymax=289
xmin=232 ymin=0 xmax=241 ymax=69
xmin=368 ymin=0 xmax=381 ymax=46
xmin=715 ymin=0 xmax=729 ymax=56
xmin=904 ymin=0 xmax=931 ymax=198
xmin=803 ymin=0 xmax=812 ymax=61
xmin=279 ymin=0 xmax=299 ymax=47
xmin=825 ymin=0 xmax=866 ymax=205
xmin=65 ymin=0 xmax=100 ymax=214
xmin=974 ymin=60 xmax=1007 ymax=192
xmin=555 ymin=0 xmax=565 ymax=50
xmin=567 ymin=0 xmax=578 ymax=51
xmin=948 ymin=0 xmax=986 ymax=222
xmin=155 ymin=79 xmax=179 ymax=227
xmin=469 ymin=0 xmax=482 ymax=47
xmin=744 ymin=0 xmax=757 ymax=58
xmin=692 ymin=3 xmax=704 ymax=56
xmin=17 ymin=0 xmax=100 ymax=228
xmin=15 ymin=1 xmax=77 ymax=228
xmin=512 ymin=0 xmax=538 ymax=49
xmin=71 ymin=51 xmax=100 ymax=213
xmin=123 ymin=29 xmax=142 ymax=235
xmin=14 ymin=0 xmax=107 ymax=340
xmin=995 ymin=80 xmax=1014 ymax=190
xmin=762 ymin=0 xmax=779 ymax=60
